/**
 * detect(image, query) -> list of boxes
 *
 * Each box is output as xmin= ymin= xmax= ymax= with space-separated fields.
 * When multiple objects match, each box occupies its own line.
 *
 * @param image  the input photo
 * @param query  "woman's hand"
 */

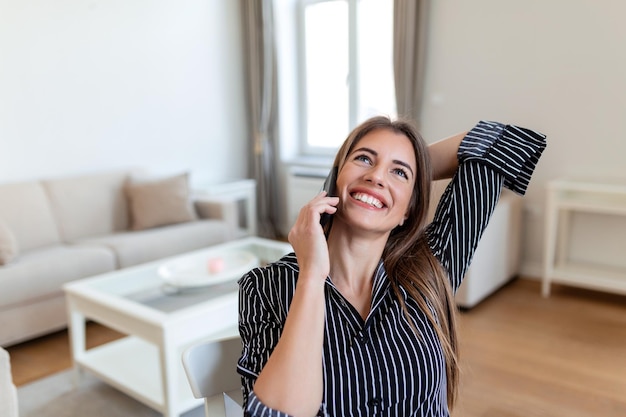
xmin=288 ymin=191 xmax=339 ymax=283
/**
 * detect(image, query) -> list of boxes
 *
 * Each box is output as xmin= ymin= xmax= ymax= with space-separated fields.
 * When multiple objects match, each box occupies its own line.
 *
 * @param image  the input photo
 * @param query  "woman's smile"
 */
xmin=351 ymin=191 xmax=385 ymax=209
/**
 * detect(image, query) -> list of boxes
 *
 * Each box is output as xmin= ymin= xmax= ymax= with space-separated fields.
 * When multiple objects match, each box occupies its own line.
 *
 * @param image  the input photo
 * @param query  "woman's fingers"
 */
xmin=295 ymin=192 xmax=338 ymax=228
xmin=287 ymin=192 xmax=339 ymax=281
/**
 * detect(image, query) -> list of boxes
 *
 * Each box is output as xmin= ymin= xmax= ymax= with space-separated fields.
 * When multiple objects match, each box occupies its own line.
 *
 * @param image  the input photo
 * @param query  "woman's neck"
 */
xmin=326 ymin=224 xmax=388 ymax=320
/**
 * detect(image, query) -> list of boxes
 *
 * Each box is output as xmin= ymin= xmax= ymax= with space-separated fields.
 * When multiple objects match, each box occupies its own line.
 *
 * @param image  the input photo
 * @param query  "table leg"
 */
xmin=66 ymin=302 xmax=87 ymax=387
xmin=542 ymin=191 xmax=558 ymax=297
xmin=159 ymin=338 xmax=181 ymax=417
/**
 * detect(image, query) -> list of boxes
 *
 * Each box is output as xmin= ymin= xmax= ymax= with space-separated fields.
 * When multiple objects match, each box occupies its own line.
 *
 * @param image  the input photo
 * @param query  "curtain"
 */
xmin=241 ymin=0 xmax=279 ymax=238
xmin=393 ymin=0 xmax=430 ymax=129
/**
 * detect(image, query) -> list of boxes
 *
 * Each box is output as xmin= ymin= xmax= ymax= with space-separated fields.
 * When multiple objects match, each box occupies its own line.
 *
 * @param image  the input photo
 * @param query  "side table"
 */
xmin=194 ymin=179 xmax=257 ymax=237
xmin=542 ymin=178 xmax=626 ymax=296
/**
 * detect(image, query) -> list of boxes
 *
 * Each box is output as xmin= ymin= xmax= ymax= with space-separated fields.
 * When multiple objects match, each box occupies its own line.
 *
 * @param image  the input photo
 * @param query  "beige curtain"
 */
xmin=393 ymin=0 xmax=430 ymax=129
xmin=241 ymin=0 xmax=279 ymax=238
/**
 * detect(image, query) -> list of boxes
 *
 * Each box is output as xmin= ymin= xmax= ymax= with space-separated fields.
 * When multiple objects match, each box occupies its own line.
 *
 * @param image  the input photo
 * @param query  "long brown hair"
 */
xmin=330 ymin=116 xmax=459 ymax=408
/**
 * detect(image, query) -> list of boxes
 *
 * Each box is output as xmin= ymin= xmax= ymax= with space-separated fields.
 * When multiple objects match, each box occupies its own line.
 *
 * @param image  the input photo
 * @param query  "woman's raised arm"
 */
xmin=428 ymin=132 xmax=466 ymax=181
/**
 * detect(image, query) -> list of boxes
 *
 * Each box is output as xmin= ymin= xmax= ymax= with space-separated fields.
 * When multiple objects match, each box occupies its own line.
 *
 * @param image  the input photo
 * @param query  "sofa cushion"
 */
xmin=125 ymin=173 xmax=197 ymax=231
xmin=0 ymin=181 xmax=61 ymax=251
xmin=0 ymin=222 xmax=18 ymax=266
xmin=0 ymin=244 xmax=117 ymax=309
xmin=43 ymin=171 xmax=131 ymax=241
xmin=77 ymin=219 xmax=232 ymax=268
xmin=0 ymin=347 xmax=18 ymax=417
xmin=0 ymin=296 xmax=68 ymax=347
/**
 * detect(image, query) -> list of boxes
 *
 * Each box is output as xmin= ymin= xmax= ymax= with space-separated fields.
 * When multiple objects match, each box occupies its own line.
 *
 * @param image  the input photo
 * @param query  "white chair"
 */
xmin=0 ymin=347 xmax=19 ymax=417
xmin=182 ymin=335 xmax=243 ymax=417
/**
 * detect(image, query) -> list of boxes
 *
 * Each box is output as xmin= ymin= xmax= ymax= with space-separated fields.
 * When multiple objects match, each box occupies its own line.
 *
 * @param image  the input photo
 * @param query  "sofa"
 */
xmin=0 ymin=347 xmax=18 ymax=417
xmin=0 ymin=170 xmax=240 ymax=347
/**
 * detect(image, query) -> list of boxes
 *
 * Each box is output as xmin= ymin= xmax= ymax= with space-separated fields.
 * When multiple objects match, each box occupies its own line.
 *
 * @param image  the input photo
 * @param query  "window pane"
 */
xmin=357 ymin=0 xmax=396 ymax=122
xmin=304 ymin=1 xmax=349 ymax=149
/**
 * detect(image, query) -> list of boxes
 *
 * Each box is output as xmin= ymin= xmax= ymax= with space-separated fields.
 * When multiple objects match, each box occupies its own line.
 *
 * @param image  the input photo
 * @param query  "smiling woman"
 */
xmin=237 ymin=115 xmax=546 ymax=417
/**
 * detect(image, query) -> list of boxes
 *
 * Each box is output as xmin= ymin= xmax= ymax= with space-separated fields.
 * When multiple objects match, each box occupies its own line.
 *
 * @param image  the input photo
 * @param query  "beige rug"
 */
xmin=17 ymin=370 xmax=205 ymax=417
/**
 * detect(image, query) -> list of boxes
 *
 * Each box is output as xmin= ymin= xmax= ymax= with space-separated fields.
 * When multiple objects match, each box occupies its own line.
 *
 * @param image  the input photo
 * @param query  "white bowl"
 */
xmin=158 ymin=250 xmax=259 ymax=289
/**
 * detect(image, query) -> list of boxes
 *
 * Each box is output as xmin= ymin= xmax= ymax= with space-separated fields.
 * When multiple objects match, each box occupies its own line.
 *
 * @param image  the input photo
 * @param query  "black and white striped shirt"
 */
xmin=238 ymin=121 xmax=547 ymax=417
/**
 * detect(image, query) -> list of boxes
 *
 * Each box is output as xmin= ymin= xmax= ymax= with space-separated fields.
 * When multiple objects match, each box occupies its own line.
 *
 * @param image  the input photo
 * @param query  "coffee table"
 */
xmin=63 ymin=237 xmax=292 ymax=417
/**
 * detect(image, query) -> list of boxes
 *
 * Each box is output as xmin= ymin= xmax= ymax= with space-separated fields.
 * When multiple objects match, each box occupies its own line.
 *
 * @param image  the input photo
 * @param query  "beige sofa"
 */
xmin=0 ymin=170 xmax=239 ymax=347
xmin=0 ymin=347 xmax=18 ymax=417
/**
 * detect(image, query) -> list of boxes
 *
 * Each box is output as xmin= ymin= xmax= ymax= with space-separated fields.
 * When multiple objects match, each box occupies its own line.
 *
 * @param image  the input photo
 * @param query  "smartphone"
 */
xmin=320 ymin=166 xmax=338 ymax=229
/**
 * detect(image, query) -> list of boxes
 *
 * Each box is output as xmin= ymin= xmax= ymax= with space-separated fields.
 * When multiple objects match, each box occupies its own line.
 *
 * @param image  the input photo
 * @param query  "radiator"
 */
xmin=286 ymin=166 xmax=328 ymax=231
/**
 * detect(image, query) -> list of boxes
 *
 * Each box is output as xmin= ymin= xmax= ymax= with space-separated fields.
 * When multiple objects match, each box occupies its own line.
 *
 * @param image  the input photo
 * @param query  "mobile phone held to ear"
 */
xmin=320 ymin=166 xmax=338 ymax=228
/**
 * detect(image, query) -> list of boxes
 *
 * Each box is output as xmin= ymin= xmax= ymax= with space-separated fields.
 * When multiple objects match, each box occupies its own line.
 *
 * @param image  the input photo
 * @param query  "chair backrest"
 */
xmin=223 ymin=392 xmax=243 ymax=417
xmin=182 ymin=336 xmax=243 ymax=416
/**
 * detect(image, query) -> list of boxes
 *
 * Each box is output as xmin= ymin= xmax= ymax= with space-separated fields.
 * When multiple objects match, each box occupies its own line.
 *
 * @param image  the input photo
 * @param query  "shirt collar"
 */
xmin=281 ymin=253 xmax=392 ymax=314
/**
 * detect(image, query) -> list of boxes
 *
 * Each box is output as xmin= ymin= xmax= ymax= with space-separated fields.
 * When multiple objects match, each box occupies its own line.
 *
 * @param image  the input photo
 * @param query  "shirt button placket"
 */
xmin=367 ymin=397 xmax=382 ymax=410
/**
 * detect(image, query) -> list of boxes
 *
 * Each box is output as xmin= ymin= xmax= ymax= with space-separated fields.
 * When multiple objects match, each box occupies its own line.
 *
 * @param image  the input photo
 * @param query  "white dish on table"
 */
xmin=158 ymin=250 xmax=259 ymax=289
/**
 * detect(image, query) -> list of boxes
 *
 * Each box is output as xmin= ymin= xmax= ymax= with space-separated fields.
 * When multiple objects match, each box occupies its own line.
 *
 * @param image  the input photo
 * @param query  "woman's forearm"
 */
xmin=252 ymin=277 xmax=326 ymax=417
xmin=428 ymin=132 xmax=466 ymax=180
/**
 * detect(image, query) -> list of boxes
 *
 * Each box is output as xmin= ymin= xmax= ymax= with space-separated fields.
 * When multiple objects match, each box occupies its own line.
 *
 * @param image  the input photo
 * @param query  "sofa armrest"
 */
xmin=0 ymin=347 xmax=18 ymax=417
xmin=193 ymin=197 xmax=239 ymax=233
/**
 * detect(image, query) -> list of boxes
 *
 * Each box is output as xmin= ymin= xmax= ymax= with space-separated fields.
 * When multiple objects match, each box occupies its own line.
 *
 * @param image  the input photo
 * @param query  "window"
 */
xmin=298 ymin=0 xmax=396 ymax=155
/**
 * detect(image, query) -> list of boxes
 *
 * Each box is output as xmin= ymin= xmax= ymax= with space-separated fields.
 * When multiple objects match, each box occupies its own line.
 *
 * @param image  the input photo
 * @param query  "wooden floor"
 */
xmin=7 ymin=322 xmax=124 ymax=386
xmin=453 ymin=279 xmax=626 ymax=417
xmin=6 ymin=278 xmax=626 ymax=416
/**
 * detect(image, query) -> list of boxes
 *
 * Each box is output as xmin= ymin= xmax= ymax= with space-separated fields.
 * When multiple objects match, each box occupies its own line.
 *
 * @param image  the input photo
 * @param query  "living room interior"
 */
xmin=1 ymin=1 xmax=625 ymax=417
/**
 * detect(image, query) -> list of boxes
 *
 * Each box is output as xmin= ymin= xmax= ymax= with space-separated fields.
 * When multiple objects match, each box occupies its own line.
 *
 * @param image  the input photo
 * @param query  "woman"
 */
xmin=237 ymin=117 xmax=546 ymax=417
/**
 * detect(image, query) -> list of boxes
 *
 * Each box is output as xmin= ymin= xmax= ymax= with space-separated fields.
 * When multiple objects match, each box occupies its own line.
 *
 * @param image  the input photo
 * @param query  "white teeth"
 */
xmin=353 ymin=192 xmax=383 ymax=208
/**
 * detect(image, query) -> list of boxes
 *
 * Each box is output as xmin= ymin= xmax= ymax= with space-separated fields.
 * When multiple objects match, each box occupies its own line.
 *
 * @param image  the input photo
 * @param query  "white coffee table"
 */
xmin=63 ymin=237 xmax=292 ymax=417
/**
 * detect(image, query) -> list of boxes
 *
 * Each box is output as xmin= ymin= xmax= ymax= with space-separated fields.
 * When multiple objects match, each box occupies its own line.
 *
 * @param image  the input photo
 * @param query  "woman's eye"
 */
xmin=393 ymin=168 xmax=408 ymax=179
xmin=355 ymin=154 xmax=372 ymax=164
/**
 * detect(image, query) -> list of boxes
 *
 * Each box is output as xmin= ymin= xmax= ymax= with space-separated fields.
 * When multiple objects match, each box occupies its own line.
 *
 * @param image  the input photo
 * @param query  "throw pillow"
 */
xmin=125 ymin=173 xmax=197 ymax=231
xmin=0 ymin=221 xmax=19 ymax=265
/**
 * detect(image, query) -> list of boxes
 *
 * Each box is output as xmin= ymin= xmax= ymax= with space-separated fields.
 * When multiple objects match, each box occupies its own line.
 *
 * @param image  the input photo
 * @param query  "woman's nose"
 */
xmin=365 ymin=168 xmax=385 ymax=187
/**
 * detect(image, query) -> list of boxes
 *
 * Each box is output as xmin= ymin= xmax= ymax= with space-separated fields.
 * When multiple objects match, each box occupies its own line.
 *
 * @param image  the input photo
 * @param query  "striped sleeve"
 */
xmin=237 ymin=268 xmax=284 ymax=411
xmin=427 ymin=121 xmax=546 ymax=291
xmin=238 ymin=259 xmax=312 ymax=417
xmin=245 ymin=392 xmax=293 ymax=417
xmin=458 ymin=120 xmax=547 ymax=195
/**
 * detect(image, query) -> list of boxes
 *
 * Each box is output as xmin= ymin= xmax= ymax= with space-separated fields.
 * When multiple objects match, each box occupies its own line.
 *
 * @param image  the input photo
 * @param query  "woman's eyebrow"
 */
xmin=353 ymin=147 xmax=415 ymax=177
xmin=352 ymin=146 xmax=376 ymax=157
xmin=394 ymin=159 xmax=415 ymax=177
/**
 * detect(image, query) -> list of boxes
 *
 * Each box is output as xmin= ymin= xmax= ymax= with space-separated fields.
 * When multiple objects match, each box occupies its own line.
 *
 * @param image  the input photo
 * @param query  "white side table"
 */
xmin=194 ymin=179 xmax=257 ymax=237
xmin=542 ymin=178 xmax=626 ymax=297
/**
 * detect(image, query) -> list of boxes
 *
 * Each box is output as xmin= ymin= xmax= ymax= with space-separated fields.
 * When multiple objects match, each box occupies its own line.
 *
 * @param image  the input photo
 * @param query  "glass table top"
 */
xmin=66 ymin=237 xmax=293 ymax=315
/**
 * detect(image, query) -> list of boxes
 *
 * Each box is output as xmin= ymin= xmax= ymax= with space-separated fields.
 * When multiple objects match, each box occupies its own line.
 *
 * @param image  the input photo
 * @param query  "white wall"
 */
xmin=0 ymin=0 xmax=248 ymax=187
xmin=421 ymin=0 xmax=626 ymax=275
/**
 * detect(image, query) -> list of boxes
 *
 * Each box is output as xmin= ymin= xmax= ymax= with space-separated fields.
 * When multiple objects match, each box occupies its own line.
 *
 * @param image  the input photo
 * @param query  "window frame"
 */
xmin=296 ymin=0 xmax=360 ymax=156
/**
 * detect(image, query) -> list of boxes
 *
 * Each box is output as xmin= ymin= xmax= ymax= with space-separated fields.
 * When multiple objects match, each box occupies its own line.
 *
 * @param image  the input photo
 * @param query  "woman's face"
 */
xmin=334 ymin=128 xmax=417 ymax=235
